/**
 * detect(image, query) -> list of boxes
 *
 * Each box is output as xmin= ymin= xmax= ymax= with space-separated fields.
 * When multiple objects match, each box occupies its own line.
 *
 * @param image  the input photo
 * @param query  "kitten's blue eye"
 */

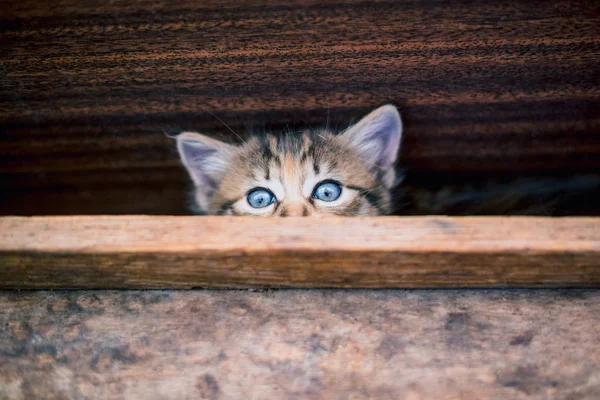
xmin=313 ymin=181 xmax=342 ymax=202
xmin=247 ymin=189 xmax=275 ymax=208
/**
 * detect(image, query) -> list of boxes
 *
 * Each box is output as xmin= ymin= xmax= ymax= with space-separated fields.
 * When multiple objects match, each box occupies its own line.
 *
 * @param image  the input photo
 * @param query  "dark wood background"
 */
xmin=1 ymin=0 xmax=600 ymax=215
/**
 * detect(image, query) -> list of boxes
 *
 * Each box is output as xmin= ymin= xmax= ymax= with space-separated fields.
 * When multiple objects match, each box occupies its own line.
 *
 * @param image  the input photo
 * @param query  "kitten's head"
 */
xmin=175 ymin=104 xmax=403 ymax=216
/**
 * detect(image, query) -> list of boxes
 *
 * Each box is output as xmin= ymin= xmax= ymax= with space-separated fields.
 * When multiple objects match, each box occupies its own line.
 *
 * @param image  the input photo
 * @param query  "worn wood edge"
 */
xmin=0 ymin=216 xmax=599 ymax=289
xmin=1 ymin=215 xmax=600 ymax=252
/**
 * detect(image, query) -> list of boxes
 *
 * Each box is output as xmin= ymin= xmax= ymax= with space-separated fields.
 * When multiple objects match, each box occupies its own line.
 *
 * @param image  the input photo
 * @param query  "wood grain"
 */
xmin=1 ymin=289 xmax=599 ymax=399
xmin=1 ymin=216 xmax=599 ymax=289
xmin=1 ymin=0 xmax=599 ymax=215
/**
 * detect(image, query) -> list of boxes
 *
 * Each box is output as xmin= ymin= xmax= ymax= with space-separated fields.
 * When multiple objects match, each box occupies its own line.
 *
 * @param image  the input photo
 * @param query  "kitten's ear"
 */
xmin=343 ymin=104 xmax=403 ymax=172
xmin=175 ymin=132 xmax=235 ymax=210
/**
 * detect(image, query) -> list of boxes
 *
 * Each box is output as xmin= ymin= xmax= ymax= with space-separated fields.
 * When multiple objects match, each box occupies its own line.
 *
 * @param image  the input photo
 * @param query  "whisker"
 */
xmin=325 ymin=99 xmax=330 ymax=131
xmin=205 ymin=110 xmax=246 ymax=144
xmin=337 ymin=120 xmax=355 ymax=136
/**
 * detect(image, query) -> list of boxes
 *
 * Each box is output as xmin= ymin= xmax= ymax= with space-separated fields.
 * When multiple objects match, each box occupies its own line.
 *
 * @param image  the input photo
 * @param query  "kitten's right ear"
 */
xmin=342 ymin=104 xmax=403 ymax=171
xmin=175 ymin=132 xmax=235 ymax=210
xmin=342 ymin=104 xmax=403 ymax=190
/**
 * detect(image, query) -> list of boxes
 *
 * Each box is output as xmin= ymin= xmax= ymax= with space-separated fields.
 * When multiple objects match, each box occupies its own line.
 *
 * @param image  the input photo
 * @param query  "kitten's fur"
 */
xmin=175 ymin=105 xmax=402 ymax=216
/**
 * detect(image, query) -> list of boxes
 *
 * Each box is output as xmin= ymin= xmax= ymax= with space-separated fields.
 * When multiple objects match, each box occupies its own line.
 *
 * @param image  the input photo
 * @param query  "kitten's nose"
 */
xmin=282 ymin=204 xmax=309 ymax=217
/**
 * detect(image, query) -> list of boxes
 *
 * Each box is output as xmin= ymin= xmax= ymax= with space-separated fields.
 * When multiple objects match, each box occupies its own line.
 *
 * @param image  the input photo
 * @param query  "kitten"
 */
xmin=175 ymin=105 xmax=403 ymax=216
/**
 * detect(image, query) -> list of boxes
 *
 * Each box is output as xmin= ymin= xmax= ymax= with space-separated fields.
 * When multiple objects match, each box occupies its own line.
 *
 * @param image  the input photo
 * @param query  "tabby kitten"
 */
xmin=175 ymin=105 xmax=402 ymax=216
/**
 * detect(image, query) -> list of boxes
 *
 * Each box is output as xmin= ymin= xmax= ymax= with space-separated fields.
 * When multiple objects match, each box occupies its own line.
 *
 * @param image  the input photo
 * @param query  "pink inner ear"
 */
xmin=376 ymin=115 xmax=402 ymax=168
xmin=179 ymin=141 xmax=219 ymax=189
xmin=353 ymin=106 xmax=402 ymax=169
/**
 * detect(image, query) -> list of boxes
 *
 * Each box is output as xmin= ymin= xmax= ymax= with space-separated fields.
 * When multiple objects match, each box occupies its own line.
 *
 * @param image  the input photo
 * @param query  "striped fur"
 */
xmin=175 ymin=105 xmax=403 ymax=216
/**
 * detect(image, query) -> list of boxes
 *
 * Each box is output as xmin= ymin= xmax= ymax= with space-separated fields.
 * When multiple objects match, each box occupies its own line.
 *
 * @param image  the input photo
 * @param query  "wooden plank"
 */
xmin=1 ymin=0 xmax=600 ymax=215
xmin=1 ymin=216 xmax=599 ymax=289
xmin=1 ymin=289 xmax=599 ymax=399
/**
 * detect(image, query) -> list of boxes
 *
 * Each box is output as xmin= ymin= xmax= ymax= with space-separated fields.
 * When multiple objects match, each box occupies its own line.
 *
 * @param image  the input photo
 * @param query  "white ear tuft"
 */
xmin=343 ymin=104 xmax=403 ymax=170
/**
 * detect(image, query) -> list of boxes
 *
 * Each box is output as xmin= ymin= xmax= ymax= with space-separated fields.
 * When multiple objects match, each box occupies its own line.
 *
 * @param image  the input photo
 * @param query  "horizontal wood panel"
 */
xmin=1 ymin=289 xmax=599 ymax=399
xmin=1 ymin=0 xmax=599 ymax=215
xmin=1 ymin=216 xmax=599 ymax=289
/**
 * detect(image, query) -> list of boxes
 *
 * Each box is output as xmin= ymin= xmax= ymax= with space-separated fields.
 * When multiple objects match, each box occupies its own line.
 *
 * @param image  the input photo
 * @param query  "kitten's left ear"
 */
xmin=343 ymin=104 xmax=403 ymax=172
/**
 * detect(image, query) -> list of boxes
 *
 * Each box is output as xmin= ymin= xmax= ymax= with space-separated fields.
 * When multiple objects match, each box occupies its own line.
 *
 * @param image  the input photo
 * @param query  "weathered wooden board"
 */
xmin=1 ymin=216 xmax=599 ymax=289
xmin=1 ymin=289 xmax=599 ymax=399
xmin=1 ymin=0 xmax=599 ymax=215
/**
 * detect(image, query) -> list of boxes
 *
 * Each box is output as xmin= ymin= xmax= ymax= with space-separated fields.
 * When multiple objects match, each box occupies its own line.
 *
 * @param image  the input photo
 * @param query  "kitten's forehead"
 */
xmin=212 ymin=127 xmax=391 ymax=216
xmin=265 ymin=130 xmax=324 ymax=155
xmin=252 ymin=130 xmax=327 ymax=170
xmin=232 ymin=129 xmax=369 ymax=188
xmin=259 ymin=131 xmax=324 ymax=198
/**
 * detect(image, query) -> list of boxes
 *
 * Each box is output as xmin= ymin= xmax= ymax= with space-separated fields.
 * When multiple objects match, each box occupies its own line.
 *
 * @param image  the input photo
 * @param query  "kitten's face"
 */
xmin=175 ymin=105 xmax=403 ymax=216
